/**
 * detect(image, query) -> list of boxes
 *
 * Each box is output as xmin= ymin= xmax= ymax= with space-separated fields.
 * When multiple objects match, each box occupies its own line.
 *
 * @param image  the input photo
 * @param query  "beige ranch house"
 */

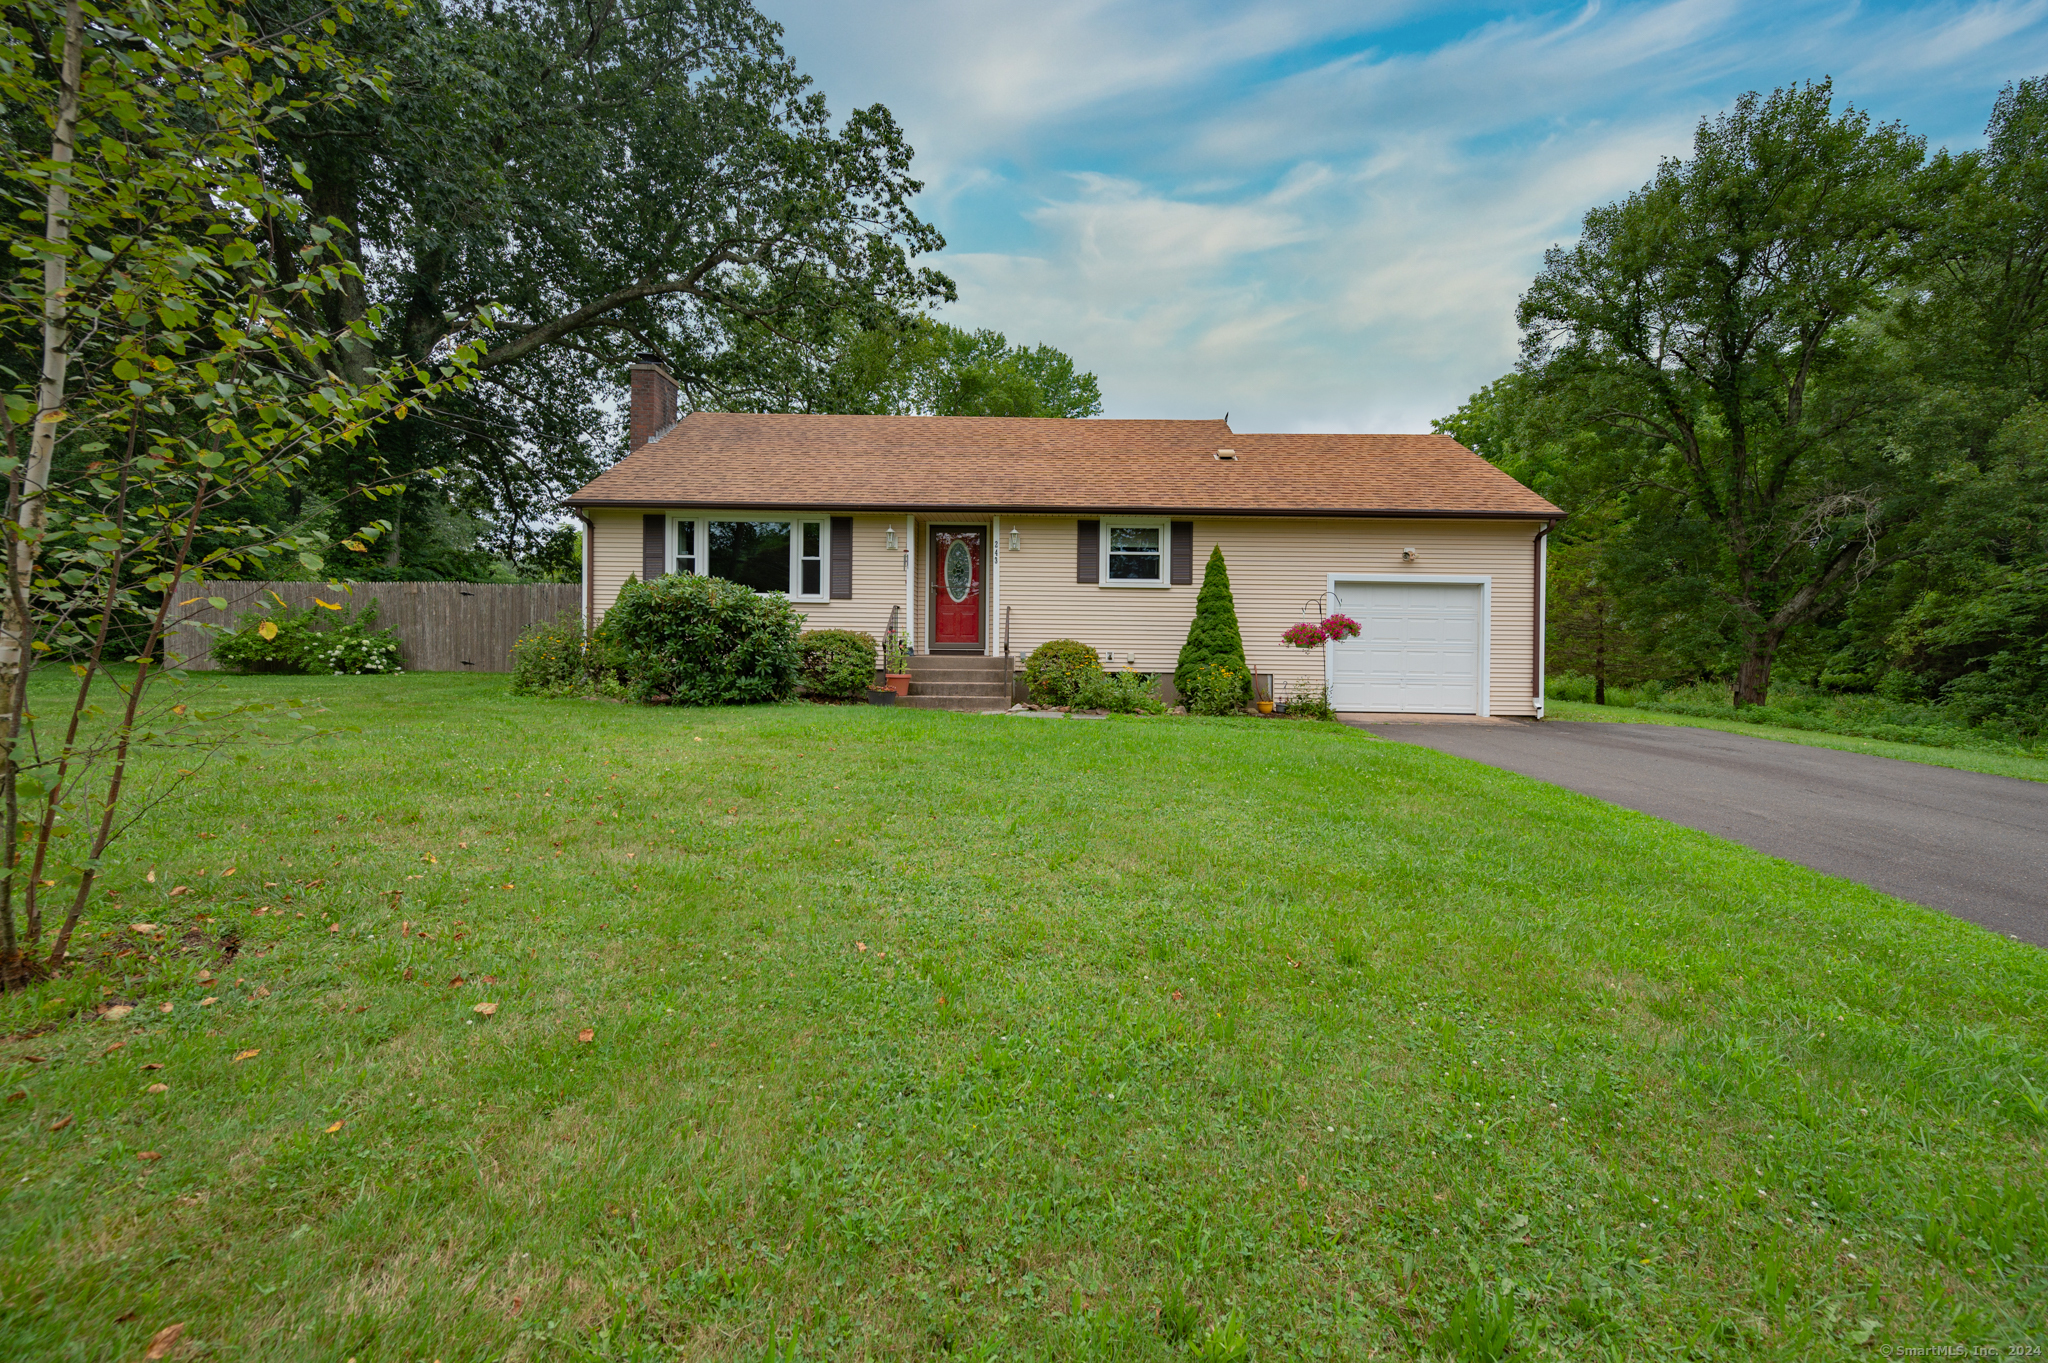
xmin=567 ymin=359 xmax=1563 ymax=716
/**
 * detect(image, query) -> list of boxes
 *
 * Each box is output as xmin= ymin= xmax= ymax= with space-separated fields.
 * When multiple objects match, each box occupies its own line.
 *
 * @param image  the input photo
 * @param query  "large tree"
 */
xmin=1518 ymin=82 xmax=1926 ymax=706
xmin=262 ymin=0 xmax=954 ymax=572
xmin=818 ymin=319 xmax=1103 ymax=418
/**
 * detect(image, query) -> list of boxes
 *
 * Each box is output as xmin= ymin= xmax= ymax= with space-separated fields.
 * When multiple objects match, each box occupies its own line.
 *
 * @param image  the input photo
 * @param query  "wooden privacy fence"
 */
xmin=168 ymin=580 xmax=580 ymax=673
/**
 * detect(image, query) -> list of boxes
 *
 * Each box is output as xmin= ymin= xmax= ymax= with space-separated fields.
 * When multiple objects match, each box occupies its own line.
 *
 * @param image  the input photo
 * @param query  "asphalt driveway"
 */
xmin=1355 ymin=719 xmax=2048 ymax=946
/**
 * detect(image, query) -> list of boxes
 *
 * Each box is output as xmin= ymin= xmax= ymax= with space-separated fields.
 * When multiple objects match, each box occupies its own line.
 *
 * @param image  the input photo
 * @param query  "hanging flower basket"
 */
xmin=1282 ymin=622 xmax=1325 ymax=649
xmin=1282 ymin=614 xmax=1360 ymax=650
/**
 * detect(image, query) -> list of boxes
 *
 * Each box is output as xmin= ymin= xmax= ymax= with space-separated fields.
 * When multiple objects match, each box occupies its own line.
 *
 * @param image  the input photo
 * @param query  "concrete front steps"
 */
xmin=903 ymin=654 xmax=1015 ymax=711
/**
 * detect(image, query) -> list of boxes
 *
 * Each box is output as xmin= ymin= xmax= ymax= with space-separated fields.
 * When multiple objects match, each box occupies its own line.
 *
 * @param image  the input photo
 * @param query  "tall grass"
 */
xmin=1546 ymin=673 xmax=2047 ymax=756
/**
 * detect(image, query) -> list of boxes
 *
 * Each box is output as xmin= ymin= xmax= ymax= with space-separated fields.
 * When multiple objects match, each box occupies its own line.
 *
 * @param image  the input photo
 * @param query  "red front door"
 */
xmin=930 ymin=527 xmax=984 ymax=649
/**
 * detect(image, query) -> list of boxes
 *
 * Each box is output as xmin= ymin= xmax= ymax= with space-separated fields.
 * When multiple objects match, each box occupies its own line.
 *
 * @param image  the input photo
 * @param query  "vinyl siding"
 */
xmin=993 ymin=515 xmax=1540 ymax=717
xmin=589 ymin=510 xmax=908 ymax=651
xmin=590 ymin=509 xmax=1542 ymax=714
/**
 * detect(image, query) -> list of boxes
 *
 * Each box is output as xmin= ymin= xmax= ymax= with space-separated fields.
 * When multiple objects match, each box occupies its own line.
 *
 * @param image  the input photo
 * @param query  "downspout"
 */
xmin=1533 ymin=520 xmax=1553 ymax=718
xmin=904 ymin=514 xmax=915 ymax=655
xmin=990 ymin=515 xmax=1001 ymax=659
xmin=573 ymin=510 xmax=594 ymax=633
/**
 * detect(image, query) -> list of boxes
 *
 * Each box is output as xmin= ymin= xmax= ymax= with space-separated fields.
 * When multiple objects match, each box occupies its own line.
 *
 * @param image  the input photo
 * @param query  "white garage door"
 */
xmin=1328 ymin=580 xmax=1484 ymax=714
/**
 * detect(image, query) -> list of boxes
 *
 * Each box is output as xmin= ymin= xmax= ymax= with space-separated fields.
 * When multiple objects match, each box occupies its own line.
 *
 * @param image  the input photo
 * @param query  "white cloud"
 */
xmin=763 ymin=0 xmax=2048 ymax=431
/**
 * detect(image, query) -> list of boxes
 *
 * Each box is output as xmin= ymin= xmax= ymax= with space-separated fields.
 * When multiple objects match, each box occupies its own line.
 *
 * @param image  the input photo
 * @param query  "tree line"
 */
xmin=7 ymin=0 xmax=1100 ymax=586
xmin=0 ymin=0 xmax=1097 ymax=982
xmin=1439 ymin=79 xmax=2047 ymax=734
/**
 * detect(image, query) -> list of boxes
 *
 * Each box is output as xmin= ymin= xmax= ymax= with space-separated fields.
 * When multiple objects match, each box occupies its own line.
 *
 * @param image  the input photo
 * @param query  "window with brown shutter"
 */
xmin=830 ymin=516 xmax=853 ymax=598
xmin=1076 ymin=519 xmax=1099 ymax=584
xmin=1170 ymin=521 xmax=1194 ymax=584
xmin=642 ymin=514 xmax=665 ymax=580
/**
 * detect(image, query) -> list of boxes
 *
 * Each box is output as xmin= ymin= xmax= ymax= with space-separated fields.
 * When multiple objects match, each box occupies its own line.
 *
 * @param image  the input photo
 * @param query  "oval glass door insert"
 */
xmin=944 ymin=539 xmax=973 ymax=602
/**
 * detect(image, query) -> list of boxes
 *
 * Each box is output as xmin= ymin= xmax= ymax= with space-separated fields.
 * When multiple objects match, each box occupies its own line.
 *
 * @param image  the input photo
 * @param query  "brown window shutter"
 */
xmin=829 ymin=516 xmax=853 ymax=599
xmin=1076 ymin=519 xmax=1099 ymax=584
xmin=1170 ymin=521 xmax=1194 ymax=584
xmin=642 ymin=514 xmax=665 ymax=580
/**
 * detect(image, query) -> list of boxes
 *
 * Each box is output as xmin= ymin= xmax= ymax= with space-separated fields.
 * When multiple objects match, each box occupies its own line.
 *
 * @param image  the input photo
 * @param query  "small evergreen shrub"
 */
xmin=1175 ymin=546 xmax=1248 ymax=695
xmin=1024 ymin=639 xmax=1103 ymax=705
xmin=1071 ymin=668 xmax=1168 ymax=715
xmin=601 ymin=573 xmax=802 ymax=706
xmin=1183 ymin=661 xmax=1252 ymax=716
xmin=797 ymin=629 xmax=878 ymax=699
xmin=213 ymin=600 xmax=401 ymax=675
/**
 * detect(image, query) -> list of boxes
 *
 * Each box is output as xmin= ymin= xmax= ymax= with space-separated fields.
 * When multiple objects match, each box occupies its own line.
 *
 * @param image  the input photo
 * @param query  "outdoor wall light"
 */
xmin=885 ymin=527 xmax=899 ymax=551
xmin=1401 ymin=547 xmax=1418 ymax=561
xmin=1009 ymin=527 xmax=1021 ymax=551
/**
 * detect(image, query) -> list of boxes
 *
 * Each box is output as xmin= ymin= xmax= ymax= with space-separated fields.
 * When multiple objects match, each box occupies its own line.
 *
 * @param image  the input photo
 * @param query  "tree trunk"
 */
xmin=0 ymin=0 xmax=82 ymax=990
xmin=0 ymin=0 xmax=82 ymax=710
xmin=1733 ymin=639 xmax=1775 ymax=708
xmin=1593 ymin=619 xmax=1607 ymax=706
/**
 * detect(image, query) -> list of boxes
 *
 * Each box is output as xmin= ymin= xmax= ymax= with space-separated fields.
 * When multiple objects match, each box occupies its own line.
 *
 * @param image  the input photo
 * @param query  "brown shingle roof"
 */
xmin=566 ymin=413 xmax=1560 ymax=519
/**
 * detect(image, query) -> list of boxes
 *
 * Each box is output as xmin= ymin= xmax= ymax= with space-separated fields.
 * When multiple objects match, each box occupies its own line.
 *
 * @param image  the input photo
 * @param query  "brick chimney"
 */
xmin=627 ymin=353 xmax=679 ymax=452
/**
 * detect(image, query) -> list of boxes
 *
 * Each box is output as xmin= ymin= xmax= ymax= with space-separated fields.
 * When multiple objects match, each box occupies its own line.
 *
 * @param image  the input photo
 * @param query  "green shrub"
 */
xmin=212 ymin=600 xmax=401 ymax=675
xmin=511 ymin=613 xmax=589 ymax=696
xmin=1024 ymin=639 xmax=1103 ymax=705
xmin=1072 ymin=668 xmax=1167 ymax=715
xmin=1285 ymin=682 xmax=1336 ymax=721
xmin=1183 ymin=661 xmax=1252 ymax=716
xmin=213 ymin=606 xmax=320 ymax=674
xmin=1174 ymin=546 xmax=1248 ymax=695
xmin=797 ymin=629 xmax=878 ymax=699
xmin=600 ymin=573 xmax=802 ymax=706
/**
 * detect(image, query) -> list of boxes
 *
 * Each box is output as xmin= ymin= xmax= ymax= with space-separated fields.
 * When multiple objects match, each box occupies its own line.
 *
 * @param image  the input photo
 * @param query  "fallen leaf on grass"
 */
xmin=855 ymin=941 xmax=867 ymax=953
xmin=169 ymin=887 xmax=190 ymax=897
xmin=449 ymin=976 xmax=465 ymax=988
xmin=158 ymin=1002 xmax=173 ymax=1014
xmin=254 ymin=986 xmax=270 ymax=998
xmin=479 ymin=974 xmax=498 ymax=984
xmin=141 ymin=1063 xmax=163 ymax=1071
xmin=577 ymin=1028 xmax=595 ymax=1044
xmin=198 ymin=997 xmax=217 ymax=1008
xmin=22 ymin=1054 xmax=45 ymax=1063
xmin=327 ymin=924 xmax=339 ymax=934
xmin=5 ymin=1091 xmax=23 ymax=1103
xmin=47 ymin=1115 xmax=71 ymax=1131
xmin=103 ymin=1005 xmax=134 ymax=1021
xmin=143 ymin=1321 xmax=184 ymax=1358
xmin=137 ymin=1150 xmax=161 ymax=1161
xmin=325 ymin=1120 xmax=343 ymax=1133
xmin=129 ymin=922 xmax=159 ymax=934
xmin=145 ymin=1083 xmax=168 ymax=1094
xmin=232 ymin=1049 xmax=259 ymax=1063
xmin=474 ymin=1001 xmax=498 ymax=1017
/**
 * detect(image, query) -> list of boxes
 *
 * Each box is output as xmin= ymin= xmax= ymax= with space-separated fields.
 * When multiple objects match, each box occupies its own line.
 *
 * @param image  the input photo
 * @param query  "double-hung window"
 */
xmin=671 ymin=515 xmax=828 ymax=600
xmin=1103 ymin=519 xmax=1166 ymax=586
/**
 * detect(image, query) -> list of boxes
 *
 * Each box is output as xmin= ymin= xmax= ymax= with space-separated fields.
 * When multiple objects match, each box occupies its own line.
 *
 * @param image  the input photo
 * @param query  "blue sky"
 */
xmin=758 ymin=1 xmax=2048 ymax=432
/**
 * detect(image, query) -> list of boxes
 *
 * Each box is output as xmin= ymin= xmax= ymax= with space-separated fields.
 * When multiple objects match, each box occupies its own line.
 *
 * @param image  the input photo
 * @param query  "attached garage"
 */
xmin=1326 ymin=577 xmax=1490 ymax=715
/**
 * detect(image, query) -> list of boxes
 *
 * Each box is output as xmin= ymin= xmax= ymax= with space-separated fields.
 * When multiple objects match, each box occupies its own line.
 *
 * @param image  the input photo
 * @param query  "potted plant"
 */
xmin=882 ymin=633 xmax=913 ymax=698
xmin=1280 ymin=613 xmax=1359 ymax=712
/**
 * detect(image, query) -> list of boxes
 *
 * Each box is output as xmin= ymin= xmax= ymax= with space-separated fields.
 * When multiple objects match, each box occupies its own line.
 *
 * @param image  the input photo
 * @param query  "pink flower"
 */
xmin=1282 ymin=622 xmax=1325 ymax=649
xmin=1319 ymin=613 xmax=1361 ymax=642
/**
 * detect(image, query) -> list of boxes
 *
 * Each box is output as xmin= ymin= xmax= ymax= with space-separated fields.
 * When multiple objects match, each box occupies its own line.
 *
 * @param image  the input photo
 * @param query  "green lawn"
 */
xmin=3 ymin=675 xmax=2044 ymax=1361
xmin=1546 ymin=699 xmax=2048 ymax=783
